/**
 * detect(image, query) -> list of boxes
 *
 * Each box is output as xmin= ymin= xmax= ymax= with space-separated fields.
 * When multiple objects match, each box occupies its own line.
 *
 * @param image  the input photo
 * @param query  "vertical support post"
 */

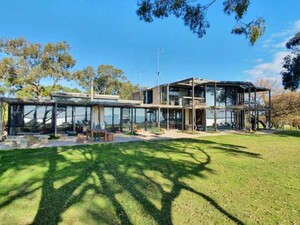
xmin=120 ymin=108 xmax=123 ymax=132
xmin=254 ymin=88 xmax=257 ymax=130
xmin=53 ymin=103 xmax=57 ymax=136
xmin=192 ymin=77 xmax=195 ymax=133
xmin=0 ymin=101 xmax=3 ymax=136
xmin=248 ymin=85 xmax=251 ymax=131
xmin=65 ymin=106 xmax=68 ymax=131
xmin=157 ymin=107 xmax=160 ymax=130
xmin=130 ymin=107 xmax=134 ymax=134
xmin=182 ymin=108 xmax=184 ymax=131
xmin=90 ymin=106 xmax=92 ymax=129
xmin=243 ymin=89 xmax=246 ymax=130
xmin=269 ymin=90 xmax=272 ymax=129
xmin=144 ymin=108 xmax=147 ymax=131
xmin=224 ymin=87 xmax=227 ymax=124
xmin=91 ymin=79 xmax=94 ymax=101
xmin=167 ymin=83 xmax=170 ymax=130
xmin=8 ymin=104 xmax=11 ymax=135
xmin=204 ymin=109 xmax=207 ymax=132
xmin=72 ymin=106 xmax=75 ymax=132
xmin=167 ymin=108 xmax=170 ymax=130
xmin=158 ymin=85 xmax=160 ymax=105
xmin=214 ymin=82 xmax=217 ymax=132
xmin=98 ymin=105 xmax=101 ymax=128
xmin=204 ymin=84 xmax=207 ymax=132
xmin=167 ymin=84 xmax=170 ymax=105
xmin=112 ymin=107 xmax=115 ymax=128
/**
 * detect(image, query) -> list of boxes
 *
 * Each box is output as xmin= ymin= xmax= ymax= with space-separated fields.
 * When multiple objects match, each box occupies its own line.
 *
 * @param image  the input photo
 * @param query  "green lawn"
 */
xmin=0 ymin=131 xmax=300 ymax=225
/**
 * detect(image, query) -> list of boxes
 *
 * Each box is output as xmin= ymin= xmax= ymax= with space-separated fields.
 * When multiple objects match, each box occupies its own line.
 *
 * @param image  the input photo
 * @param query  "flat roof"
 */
xmin=132 ymin=77 xmax=270 ymax=93
xmin=51 ymin=92 xmax=120 ymax=100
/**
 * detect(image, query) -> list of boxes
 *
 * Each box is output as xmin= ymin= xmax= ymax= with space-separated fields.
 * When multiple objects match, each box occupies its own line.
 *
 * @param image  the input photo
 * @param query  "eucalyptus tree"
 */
xmin=0 ymin=37 xmax=76 ymax=100
xmin=136 ymin=0 xmax=265 ymax=45
xmin=281 ymin=32 xmax=300 ymax=91
xmin=75 ymin=65 xmax=127 ymax=95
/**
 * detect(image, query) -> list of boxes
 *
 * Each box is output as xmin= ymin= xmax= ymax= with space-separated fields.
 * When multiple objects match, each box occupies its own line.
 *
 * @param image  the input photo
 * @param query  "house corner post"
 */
xmin=269 ymin=89 xmax=272 ymax=129
xmin=192 ymin=77 xmax=195 ymax=134
xmin=214 ymin=82 xmax=217 ymax=132
xmin=53 ymin=102 xmax=57 ymax=136
xmin=248 ymin=85 xmax=251 ymax=131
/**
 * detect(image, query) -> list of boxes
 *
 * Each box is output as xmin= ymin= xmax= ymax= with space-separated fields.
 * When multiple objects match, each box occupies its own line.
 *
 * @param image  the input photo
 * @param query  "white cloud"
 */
xmin=262 ymin=19 xmax=300 ymax=50
xmin=255 ymin=58 xmax=264 ymax=63
xmin=246 ymin=19 xmax=300 ymax=83
xmin=293 ymin=20 xmax=300 ymax=32
xmin=244 ymin=51 xmax=290 ymax=81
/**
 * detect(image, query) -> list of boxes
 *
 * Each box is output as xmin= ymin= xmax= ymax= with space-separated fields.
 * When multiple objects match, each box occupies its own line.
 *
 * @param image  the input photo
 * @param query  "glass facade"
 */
xmin=159 ymin=109 xmax=167 ymax=129
xmin=169 ymin=109 xmax=182 ymax=129
xmin=122 ymin=108 xmax=131 ymax=132
xmin=10 ymin=105 xmax=53 ymax=135
xmin=146 ymin=109 xmax=157 ymax=130
xmin=206 ymin=86 xmax=239 ymax=107
xmin=104 ymin=107 xmax=113 ymax=129
xmin=113 ymin=108 xmax=121 ymax=131
xmin=133 ymin=108 xmax=145 ymax=130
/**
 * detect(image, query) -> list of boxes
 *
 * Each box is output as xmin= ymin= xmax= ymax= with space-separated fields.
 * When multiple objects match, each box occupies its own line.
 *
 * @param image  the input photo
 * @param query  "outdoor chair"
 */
xmin=105 ymin=132 xmax=114 ymax=142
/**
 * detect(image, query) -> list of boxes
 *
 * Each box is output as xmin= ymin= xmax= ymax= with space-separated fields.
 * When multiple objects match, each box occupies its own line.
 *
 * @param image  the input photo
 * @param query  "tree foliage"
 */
xmin=271 ymin=91 xmax=300 ymax=128
xmin=0 ymin=37 xmax=76 ymax=99
xmin=16 ymin=84 xmax=81 ymax=99
xmin=136 ymin=0 xmax=265 ymax=45
xmin=281 ymin=32 xmax=300 ymax=91
xmin=95 ymin=65 xmax=126 ymax=94
xmin=75 ymin=65 xmax=141 ymax=99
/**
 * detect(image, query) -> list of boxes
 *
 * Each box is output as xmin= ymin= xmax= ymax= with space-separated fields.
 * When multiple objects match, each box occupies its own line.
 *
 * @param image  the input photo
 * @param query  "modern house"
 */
xmin=0 ymin=77 xmax=271 ymax=135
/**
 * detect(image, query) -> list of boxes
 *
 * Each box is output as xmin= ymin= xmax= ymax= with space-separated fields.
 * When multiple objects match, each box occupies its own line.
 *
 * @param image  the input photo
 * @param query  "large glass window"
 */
xmin=206 ymin=109 xmax=215 ymax=130
xmin=159 ymin=109 xmax=167 ymax=129
xmin=113 ymin=108 xmax=121 ymax=131
xmin=74 ymin=107 xmax=90 ymax=133
xmin=56 ymin=106 xmax=90 ymax=133
xmin=206 ymin=86 xmax=215 ymax=106
xmin=122 ymin=108 xmax=131 ymax=132
xmin=10 ymin=105 xmax=53 ymax=134
xmin=57 ymin=107 xmax=67 ymax=133
xmin=66 ymin=106 xmax=74 ymax=132
xmin=134 ymin=108 xmax=145 ymax=130
xmin=104 ymin=107 xmax=113 ymax=129
xmin=169 ymin=109 xmax=182 ymax=130
xmin=146 ymin=109 xmax=157 ymax=130
xmin=226 ymin=87 xmax=237 ymax=106
xmin=216 ymin=87 xmax=226 ymax=107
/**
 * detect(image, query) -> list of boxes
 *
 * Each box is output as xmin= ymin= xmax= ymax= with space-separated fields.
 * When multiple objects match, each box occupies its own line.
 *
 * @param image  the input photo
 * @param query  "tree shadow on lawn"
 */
xmin=272 ymin=130 xmax=300 ymax=138
xmin=0 ymin=138 xmax=261 ymax=225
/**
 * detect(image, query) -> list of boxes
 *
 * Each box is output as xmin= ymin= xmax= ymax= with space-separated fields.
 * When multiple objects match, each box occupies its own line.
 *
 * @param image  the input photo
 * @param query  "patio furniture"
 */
xmin=105 ymin=132 xmax=114 ymax=142
xmin=33 ymin=135 xmax=50 ymax=144
xmin=7 ymin=137 xmax=28 ymax=148
xmin=86 ymin=129 xmax=108 ymax=143
xmin=76 ymin=134 xmax=87 ymax=143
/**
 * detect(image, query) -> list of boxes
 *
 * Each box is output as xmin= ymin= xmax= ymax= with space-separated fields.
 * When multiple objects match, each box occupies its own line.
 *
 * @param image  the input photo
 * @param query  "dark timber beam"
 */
xmin=158 ymin=106 xmax=160 ymax=130
xmin=53 ymin=103 xmax=57 ymax=135
xmin=131 ymin=107 xmax=134 ymax=134
xmin=248 ymin=85 xmax=251 ymax=131
xmin=269 ymin=90 xmax=272 ymax=129
xmin=192 ymin=77 xmax=195 ymax=134
xmin=7 ymin=104 xmax=11 ymax=135
xmin=214 ymin=82 xmax=217 ymax=132
xmin=254 ymin=88 xmax=257 ymax=130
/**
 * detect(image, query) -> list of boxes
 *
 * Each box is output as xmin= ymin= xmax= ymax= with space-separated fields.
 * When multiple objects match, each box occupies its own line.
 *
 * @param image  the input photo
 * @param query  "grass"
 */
xmin=0 ymin=131 xmax=300 ymax=225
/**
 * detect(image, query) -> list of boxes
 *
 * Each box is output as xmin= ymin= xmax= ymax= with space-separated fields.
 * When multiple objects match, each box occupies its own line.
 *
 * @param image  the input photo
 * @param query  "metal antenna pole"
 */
xmin=157 ymin=48 xmax=164 ymax=103
xmin=157 ymin=48 xmax=164 ymax=130
xmin=139 ymin=71 xmax=144 ymax=101
xmin=91 ymin=78 xmax=94 ymax=101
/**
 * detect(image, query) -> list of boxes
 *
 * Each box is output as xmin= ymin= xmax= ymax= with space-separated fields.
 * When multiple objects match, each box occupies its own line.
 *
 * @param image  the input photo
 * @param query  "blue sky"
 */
xmin=0 ymin=0 xmax=299 ymax=89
